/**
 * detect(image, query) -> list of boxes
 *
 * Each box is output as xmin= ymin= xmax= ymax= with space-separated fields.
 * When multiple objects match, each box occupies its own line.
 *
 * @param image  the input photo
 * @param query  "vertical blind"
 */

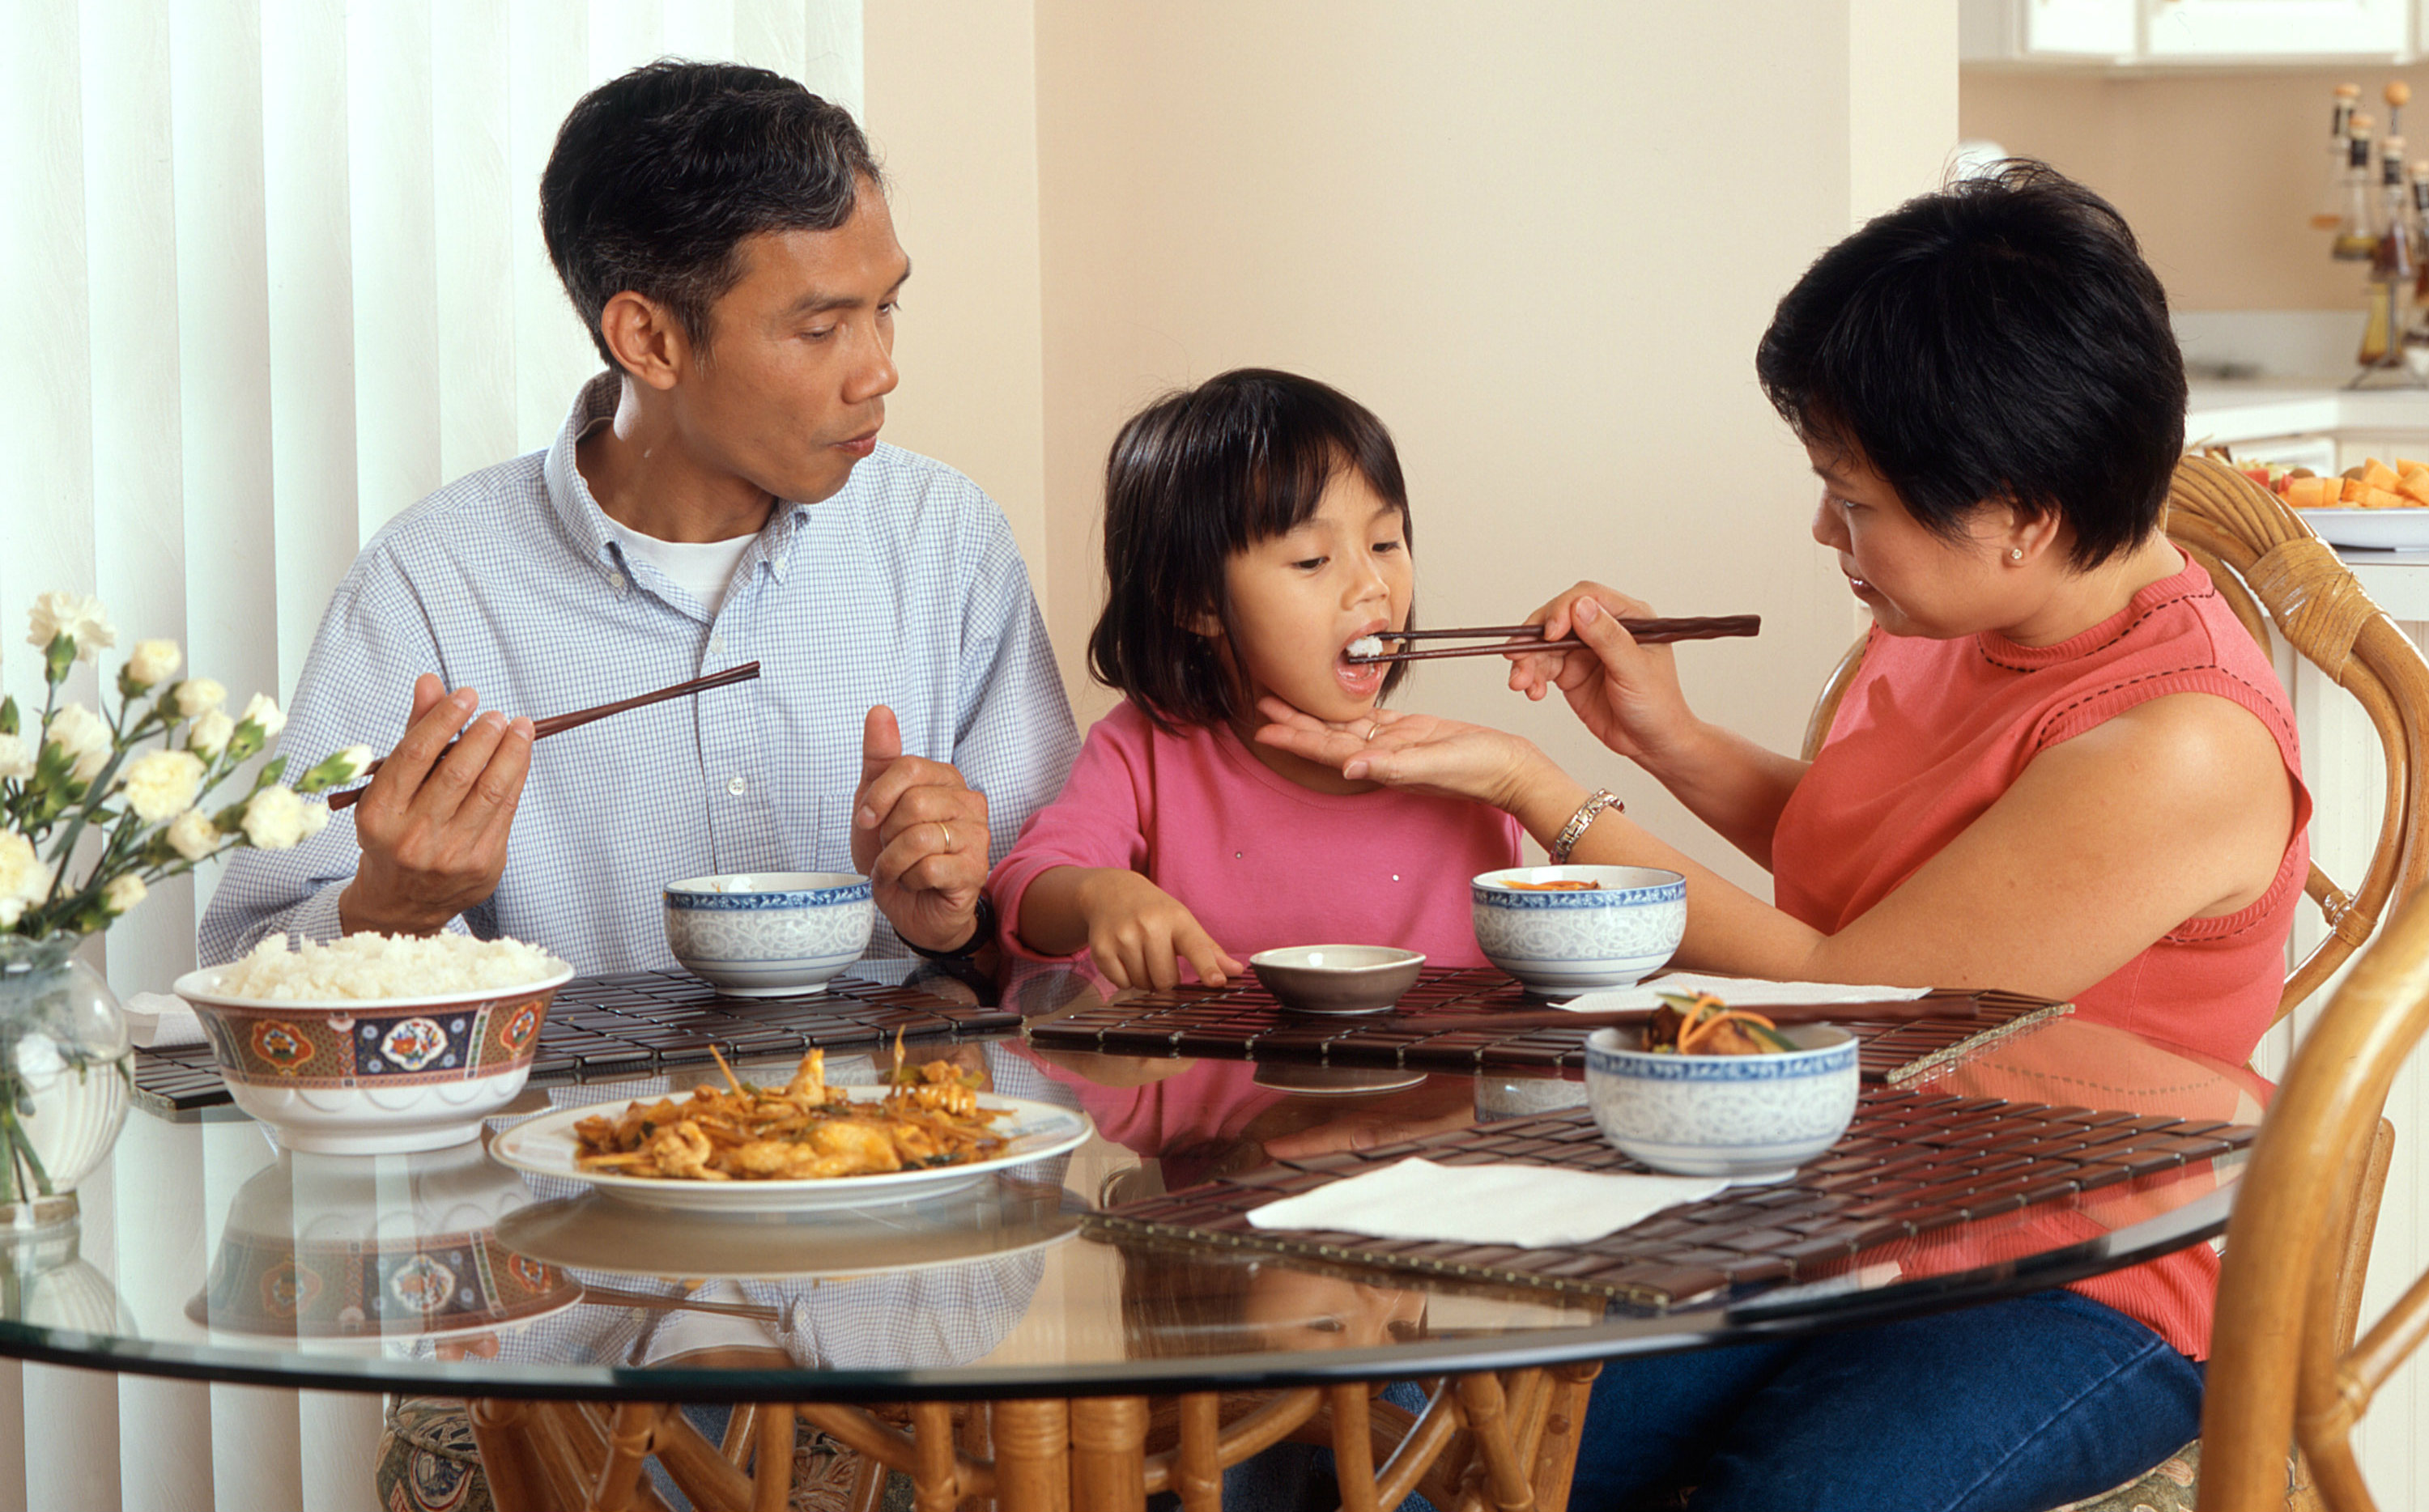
xmin=0 ymin=4 xmax=860 ymax=1508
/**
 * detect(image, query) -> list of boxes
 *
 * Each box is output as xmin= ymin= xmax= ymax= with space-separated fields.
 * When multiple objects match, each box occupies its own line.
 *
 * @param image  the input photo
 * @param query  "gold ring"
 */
xmin=1366 ymin=721 xmax=1384 ymax=743
xmin=936 ymin=822 xmax=953 ymax=853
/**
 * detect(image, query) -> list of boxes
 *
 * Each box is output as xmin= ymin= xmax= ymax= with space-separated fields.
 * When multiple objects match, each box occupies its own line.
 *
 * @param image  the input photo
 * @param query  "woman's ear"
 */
xmin=1990 ymin=499 xmax=2064 ymax=566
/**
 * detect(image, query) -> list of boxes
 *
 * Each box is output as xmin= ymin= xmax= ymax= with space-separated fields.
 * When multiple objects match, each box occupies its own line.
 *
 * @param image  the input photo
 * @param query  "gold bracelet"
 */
xmin=1550 ymin=788 xmax=1625 ymax=864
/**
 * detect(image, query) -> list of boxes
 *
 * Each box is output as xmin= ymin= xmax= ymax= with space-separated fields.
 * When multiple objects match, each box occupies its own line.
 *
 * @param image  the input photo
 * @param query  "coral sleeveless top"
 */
xmin=1771 ymin=556 xmax=2308 ymax=1357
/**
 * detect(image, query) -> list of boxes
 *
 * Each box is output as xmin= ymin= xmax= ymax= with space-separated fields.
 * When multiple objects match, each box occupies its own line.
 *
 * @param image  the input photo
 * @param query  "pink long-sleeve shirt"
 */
xmin=990 ymin=700 xmax=1523 ymax=969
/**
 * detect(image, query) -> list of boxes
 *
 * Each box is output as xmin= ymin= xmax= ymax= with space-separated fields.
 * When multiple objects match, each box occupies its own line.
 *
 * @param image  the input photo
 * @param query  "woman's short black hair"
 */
xmin=1755 ymin=161 xmax=2185 ymax=568
xmin=1088 ymin=369 xmax=1413 ymax=731
xmin=539 ymin=59 xmax=884 ymax=371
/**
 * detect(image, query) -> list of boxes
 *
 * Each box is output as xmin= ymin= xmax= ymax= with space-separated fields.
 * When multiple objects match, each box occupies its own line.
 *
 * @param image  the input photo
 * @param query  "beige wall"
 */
xmin=869 ymin=2 xmax=1956 ymax=890
xmin=1963 ymin=66 xmax=2429 ymax=311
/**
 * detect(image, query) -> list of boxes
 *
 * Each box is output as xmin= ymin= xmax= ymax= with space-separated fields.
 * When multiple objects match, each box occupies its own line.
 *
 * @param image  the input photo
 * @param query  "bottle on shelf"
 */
xmin=2365 ymin=137 xmax=2416 ymax=367
xmin=2336 ymin=116 xmax=2381 ymax=261
xmin=2316 ymin=83 xmax=2364 ymax=231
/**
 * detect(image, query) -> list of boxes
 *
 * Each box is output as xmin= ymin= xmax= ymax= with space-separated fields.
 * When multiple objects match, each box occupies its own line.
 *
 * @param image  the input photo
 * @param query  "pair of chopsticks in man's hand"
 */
xmin=1346 ymin=615 xmax=1760 ymax=665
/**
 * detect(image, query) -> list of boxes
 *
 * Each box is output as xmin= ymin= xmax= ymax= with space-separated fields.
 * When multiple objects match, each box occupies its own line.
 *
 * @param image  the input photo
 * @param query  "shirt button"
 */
xmin=726 ymin=776 xmax=747 ymax=796
xmin=709 ymin=635 xmax=725 ymax=654
xmin=607 ymin=571 xmax=625 ymax=590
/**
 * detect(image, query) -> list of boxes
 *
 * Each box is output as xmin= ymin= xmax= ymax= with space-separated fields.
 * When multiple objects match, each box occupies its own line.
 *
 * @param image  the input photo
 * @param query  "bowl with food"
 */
xmin=172 ymin=933 xmax=575 ymax=1156
xmin=1249 ymin=945 xmax=1426 ymax=1013
xmin=1584 ymin=992 xmax=1858 ymax=1179
xmin=1470 ymin=865 xmax=1686 ymax=994
xmin=662 ymin=871 xmax=874 ymax=997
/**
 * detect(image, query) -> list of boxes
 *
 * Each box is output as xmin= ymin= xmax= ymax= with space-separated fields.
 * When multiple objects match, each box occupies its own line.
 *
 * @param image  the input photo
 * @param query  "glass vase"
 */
xmin=0 ymin=934 xmax=130 ymax=1234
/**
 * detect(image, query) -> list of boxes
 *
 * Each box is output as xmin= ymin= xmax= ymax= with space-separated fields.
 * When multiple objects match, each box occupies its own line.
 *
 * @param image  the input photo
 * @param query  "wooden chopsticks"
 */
xmin=325 ymin=660 xmax=763 ymax=811
xmin=1348 ymin=615 xmax=1761 ymax=664
xmin=1386 ymin=994 xmax=1980 ymax=1034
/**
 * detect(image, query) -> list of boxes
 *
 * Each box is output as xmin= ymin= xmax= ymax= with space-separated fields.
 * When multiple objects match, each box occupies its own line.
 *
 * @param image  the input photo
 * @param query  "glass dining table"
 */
xmin=0 ymin=961 xmax=2266 ymax=1512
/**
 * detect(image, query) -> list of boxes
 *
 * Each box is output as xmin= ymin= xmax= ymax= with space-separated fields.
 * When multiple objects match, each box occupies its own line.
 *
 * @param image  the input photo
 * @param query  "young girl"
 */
xmin=989 ymin=369 xmax=1521 ymax=986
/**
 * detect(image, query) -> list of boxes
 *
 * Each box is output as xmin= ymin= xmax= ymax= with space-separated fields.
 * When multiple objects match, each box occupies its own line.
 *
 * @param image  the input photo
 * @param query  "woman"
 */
xmin=1257 ymin=164 xmax=2308 ymax=1510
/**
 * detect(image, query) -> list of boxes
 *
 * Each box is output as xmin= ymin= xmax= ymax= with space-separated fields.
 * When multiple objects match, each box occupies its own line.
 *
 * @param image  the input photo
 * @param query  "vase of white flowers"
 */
xmin=0 ymin=592 xmax=368 ymax=1234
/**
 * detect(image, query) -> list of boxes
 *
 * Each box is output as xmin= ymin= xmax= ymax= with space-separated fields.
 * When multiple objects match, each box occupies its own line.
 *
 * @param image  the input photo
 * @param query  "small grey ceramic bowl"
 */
xmin=1584 ymin=1025 xmax=1859 ymax=1179
xmin=663 ymin=872 xmax=875 ymax=997
xmin=1471 ymin=865 xmax=1687 ymax=996
xmin=1249 ymin=945 xmax=1426 ymax=1014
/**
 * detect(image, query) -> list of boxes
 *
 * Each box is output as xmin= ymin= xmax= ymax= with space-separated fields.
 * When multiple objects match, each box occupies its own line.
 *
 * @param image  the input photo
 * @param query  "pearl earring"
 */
xmin=2010 ymin=547 xmax=2024 ymax=562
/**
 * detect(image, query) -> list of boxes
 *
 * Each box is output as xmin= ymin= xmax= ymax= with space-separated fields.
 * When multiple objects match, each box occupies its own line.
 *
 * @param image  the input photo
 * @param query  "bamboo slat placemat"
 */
xmin=130 ymin=970 xmax=1017 ymax=1115
xmin=1086 ymin=1087 xmax=2252 ymax=1309
xmin=1028 ymin=968 xmax=2070 ymax=1084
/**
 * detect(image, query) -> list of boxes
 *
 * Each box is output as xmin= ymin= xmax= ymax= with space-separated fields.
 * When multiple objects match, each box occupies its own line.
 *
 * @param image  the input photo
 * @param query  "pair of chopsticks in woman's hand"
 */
xmin=325 ymin=662 xmax=763 ymax=811
xmin=1346 ymin=615 xmax=1761 ymax=665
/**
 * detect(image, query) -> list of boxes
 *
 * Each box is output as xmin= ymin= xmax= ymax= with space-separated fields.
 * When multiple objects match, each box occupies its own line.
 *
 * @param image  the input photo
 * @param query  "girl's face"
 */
xmin=1807 ymin=440 xmax=2019 ymax=639
xmin=1212 ymin=469 xmax=1413 ymax=722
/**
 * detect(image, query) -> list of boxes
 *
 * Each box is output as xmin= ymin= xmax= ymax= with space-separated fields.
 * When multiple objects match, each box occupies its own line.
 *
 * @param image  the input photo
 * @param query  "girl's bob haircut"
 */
xmin=1088 ymin=368 xmax=1414 ymax=731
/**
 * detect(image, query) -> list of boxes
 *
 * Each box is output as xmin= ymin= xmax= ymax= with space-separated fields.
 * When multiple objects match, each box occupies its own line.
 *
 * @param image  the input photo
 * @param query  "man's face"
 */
xmin=671 ymin=184 xmax=908 ymax=507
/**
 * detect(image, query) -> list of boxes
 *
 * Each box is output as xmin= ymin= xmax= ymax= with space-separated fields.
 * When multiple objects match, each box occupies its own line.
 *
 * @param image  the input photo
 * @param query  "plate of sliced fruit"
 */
xmin=2227 ymin=456 xmax=2429 ymax=550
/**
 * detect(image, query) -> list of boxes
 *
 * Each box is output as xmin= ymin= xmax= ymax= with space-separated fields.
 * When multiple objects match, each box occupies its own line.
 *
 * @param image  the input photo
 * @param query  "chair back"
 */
xmin=2200 ymin=884 xmax=2429 ymax=1512
xmin=1802 ymin=454 xmax=2429 ymax=1025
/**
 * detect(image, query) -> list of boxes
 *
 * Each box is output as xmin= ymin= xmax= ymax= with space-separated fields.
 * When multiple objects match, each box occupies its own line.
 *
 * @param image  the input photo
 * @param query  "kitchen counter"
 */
xmin=2186 ymin=379 xmax=2429 ymax=446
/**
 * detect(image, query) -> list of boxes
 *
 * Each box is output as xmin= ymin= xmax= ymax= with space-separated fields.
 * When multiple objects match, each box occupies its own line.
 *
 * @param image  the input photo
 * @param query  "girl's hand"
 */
xmin=1251 ymin=699 xmax=1555 ymax=813
xmin=1073 ymin=870 xmax=1245 ymax=991
xmin=1506 ymin=584 xmax=1701 ymax=768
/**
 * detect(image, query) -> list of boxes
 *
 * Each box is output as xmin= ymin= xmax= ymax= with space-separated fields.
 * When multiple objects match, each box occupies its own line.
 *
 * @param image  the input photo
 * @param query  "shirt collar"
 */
xmin=543 ymin=372 xmax=822 ymax=588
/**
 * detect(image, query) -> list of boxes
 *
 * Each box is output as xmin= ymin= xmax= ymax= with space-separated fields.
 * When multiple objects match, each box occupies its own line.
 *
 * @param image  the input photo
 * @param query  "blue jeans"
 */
xmin=1570 ymin=1289 xmax=2205 ymax=1512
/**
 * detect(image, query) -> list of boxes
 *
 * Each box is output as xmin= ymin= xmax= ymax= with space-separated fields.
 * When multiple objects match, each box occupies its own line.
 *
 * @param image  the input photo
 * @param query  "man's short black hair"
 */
xmin=540 ymin=59 xmax=884 ymax=370
xmin=1755 ymin=161 xmax=2185 ymax=568
xmin=1088 ymin=369 xmax=1414 ymax=732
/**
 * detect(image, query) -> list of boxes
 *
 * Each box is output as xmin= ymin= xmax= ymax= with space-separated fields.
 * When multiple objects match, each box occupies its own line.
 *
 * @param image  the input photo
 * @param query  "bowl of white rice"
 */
xmin=172 ymin=933 xmax=575 ymax=1156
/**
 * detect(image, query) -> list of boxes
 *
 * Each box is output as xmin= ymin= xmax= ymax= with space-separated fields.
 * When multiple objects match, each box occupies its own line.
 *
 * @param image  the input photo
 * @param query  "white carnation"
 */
xmin=299 ymin=801 xmax=330 ymax=838
xmin=102 ymin=874 xmax=145 ymax=916
xmin=0 ymin=831 xmax=50 ymax=928
xmin=125 ymin=639 xmax=181 ymax=689
xmin=187 ymin=710 xmax=235 ymax=759
xmin=166 ymin=808 xmax=219 ymax=862
xmin=173 ymin=678 xmax=225 ymax=718
xmin=241 ymin=785 xmax=306 ymax=849
xmin=0 ymin=736 xmax=32 ymax=783
xmin=119 ymin=749 xmax=204 ymax=823
xmin=27 ymin=592 xmax=115 ymax=662
xmin=237 ymin=693 xmax=284 ymax=741
xmin=333 ymin=745 xmax=375 ymax=782
xmin=45 ymin=703 xmax=111 ymax=785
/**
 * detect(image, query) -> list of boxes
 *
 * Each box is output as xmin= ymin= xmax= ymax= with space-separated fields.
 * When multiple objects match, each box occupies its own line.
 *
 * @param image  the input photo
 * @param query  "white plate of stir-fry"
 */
xmin=487 ymin=1048 xmax=1093 ymax=1212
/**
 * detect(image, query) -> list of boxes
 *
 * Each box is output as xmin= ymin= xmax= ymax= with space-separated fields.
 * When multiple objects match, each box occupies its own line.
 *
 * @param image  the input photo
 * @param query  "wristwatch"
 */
xmin=906 ymin=894 xmax=998 ymax=962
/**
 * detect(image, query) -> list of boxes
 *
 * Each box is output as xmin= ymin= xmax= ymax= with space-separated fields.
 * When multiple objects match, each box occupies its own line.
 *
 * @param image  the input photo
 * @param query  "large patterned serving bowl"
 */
xmin=663 ymin=871 xmax=874 ymax=996
xmin=1470 ymin=865 xmax=1687 ymax=995
xmin=172 ymin=962 xmax=576 ymax=1156
xmin=1585 ymin=1025 xmax=1859 ymax=1179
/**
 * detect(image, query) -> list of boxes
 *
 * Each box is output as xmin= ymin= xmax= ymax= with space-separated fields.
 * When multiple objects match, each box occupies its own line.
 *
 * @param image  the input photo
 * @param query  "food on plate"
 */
xmin=570 ymin=1047 xmax=1008 ymax=1181
xmin=215 ymin=932 xmax=567 ymax=1000
xmin=2245 ymin=453 xmax=2429 ymax=511
xmin=1643 ymin=991 xmax=1799 ymax=1056
xmin=1502 ymin=878 xmax=1603 ymax=891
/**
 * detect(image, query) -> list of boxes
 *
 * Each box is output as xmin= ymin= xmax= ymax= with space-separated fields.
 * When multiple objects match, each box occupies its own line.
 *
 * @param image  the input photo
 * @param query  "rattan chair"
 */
xmin=1802 ymin=455 xmax=2429 ymax=1511
xmin=2199 ymin=877 xmax=2429 ymax=1512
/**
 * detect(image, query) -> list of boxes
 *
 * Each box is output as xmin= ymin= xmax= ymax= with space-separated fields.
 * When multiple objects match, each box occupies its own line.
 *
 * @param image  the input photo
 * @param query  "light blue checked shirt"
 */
xmin=199 ymin=375 xmax=1079 ymax=975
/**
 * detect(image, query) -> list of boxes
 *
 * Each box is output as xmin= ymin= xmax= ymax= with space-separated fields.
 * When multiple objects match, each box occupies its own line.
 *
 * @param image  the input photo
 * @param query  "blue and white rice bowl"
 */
xmin=1470 ymin=865 xmax=1687 ymax=994
xmin=663 ymin=873 xmax=875 ymax=996
xmin=1584 ymin=1025 xmax=1859 ymax=1179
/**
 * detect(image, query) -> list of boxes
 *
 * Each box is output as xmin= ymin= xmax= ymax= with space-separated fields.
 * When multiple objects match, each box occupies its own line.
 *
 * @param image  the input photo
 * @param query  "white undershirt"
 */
xmin=607 ymin=520 xmax=756 ymax=618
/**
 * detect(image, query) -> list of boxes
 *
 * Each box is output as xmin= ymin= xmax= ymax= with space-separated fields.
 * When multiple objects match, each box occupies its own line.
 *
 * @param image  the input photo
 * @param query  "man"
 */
xmin=200 ymin=61 xmax=1077 ymax=973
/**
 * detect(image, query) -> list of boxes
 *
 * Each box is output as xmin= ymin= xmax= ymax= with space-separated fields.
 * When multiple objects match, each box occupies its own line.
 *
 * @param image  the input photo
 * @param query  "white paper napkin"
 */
xmin=1245 ymin=1157 xmax=1728 ymax=1249
xmin=1555 ymin=973 xmax=1932 ymax=1014
xmin=124 ymin=990 xmax=206 ymax=1049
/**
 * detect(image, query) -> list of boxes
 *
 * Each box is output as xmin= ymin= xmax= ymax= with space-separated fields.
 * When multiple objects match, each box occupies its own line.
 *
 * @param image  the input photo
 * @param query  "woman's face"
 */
xmin=1807 ymin=440 xmax=2018 ymax=639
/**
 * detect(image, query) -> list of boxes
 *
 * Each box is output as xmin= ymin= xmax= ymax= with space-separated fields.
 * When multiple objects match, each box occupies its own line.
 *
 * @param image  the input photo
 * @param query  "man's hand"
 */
xmin=852 ymin=706 xmax=992 ymax=954
xmin=338 ymin=674 xmax=534 ymax=937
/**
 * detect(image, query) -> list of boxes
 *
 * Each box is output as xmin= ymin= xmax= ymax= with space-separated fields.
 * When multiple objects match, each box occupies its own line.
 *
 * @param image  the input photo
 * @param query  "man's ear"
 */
xmin=598 ymin=291 xmax=691 ymax=393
